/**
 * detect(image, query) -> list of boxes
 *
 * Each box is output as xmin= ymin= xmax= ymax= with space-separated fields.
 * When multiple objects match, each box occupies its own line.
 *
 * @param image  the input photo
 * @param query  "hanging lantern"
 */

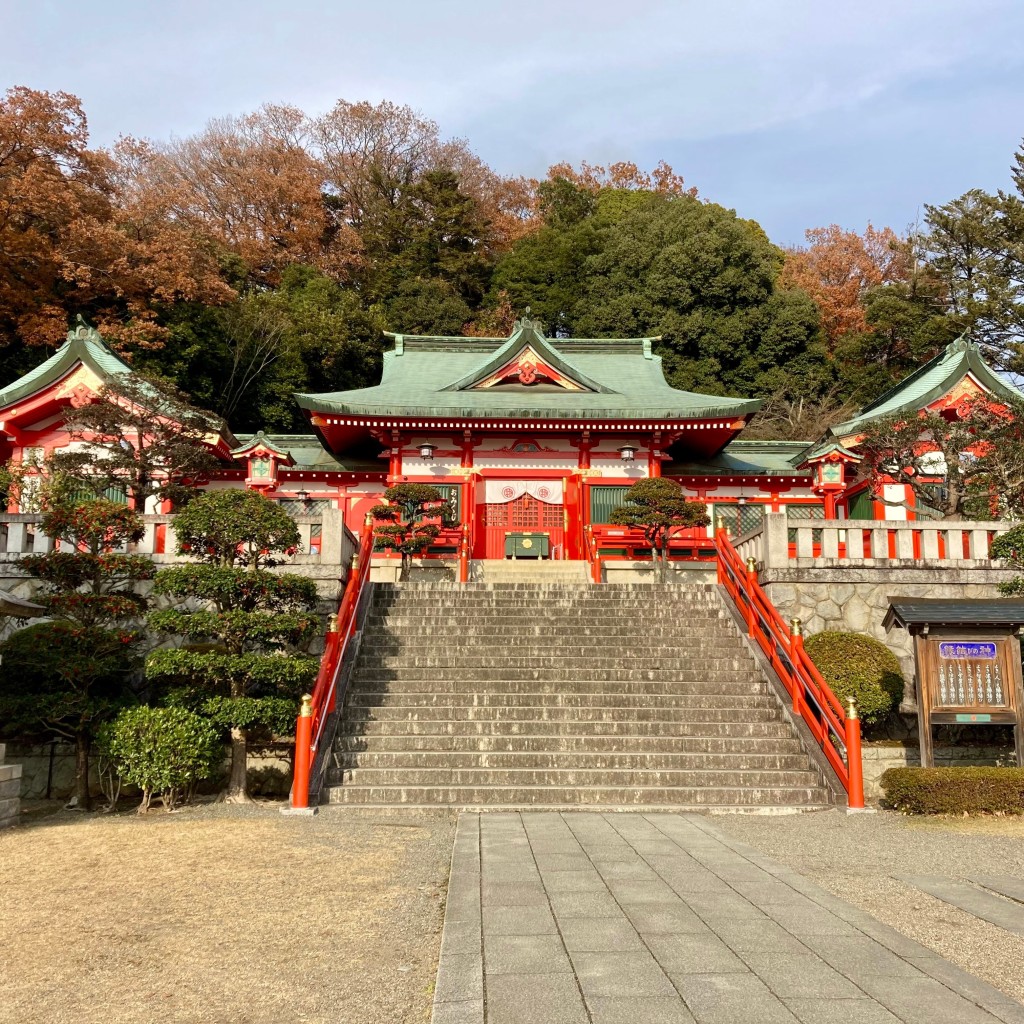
xmin=418 ymin=443 xmax=437 ymax=461
xmin=617 ymin=444 xmax=637 ymax=463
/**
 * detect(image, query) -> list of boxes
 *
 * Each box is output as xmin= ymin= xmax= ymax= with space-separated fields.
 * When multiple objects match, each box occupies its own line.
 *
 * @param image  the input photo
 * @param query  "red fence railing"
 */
xmin=716 ymin=527 xmax=864 ymax=808
xmin=290 ymin=517 xmax=374 ymax=811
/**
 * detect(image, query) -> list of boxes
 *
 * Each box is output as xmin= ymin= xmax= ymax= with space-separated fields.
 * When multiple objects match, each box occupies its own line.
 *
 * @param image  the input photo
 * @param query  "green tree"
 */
xmin=609 ymin=479 xmax=710 ymax=579
xmin=918 ymin=189 xmax=1024 ymax=370
xmin=371 ymin=483 xmax=450 ymax=579
xmin=0 ymin=500 xmax=152 ymax=809
xmin=492 ymin=187 xmax=827 ymax=399
xmin=145 ymin=490 xmax=320 ymax=801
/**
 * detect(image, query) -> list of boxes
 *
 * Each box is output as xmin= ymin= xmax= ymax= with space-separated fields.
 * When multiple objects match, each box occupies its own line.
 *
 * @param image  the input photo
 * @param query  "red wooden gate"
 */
xmin=480 ymin=494 xmax=565 ymax=559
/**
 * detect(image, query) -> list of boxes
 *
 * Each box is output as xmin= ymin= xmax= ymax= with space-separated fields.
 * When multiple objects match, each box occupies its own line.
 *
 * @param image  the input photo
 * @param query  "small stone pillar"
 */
xmin=0 ymin=743 xmax=21 ymax=828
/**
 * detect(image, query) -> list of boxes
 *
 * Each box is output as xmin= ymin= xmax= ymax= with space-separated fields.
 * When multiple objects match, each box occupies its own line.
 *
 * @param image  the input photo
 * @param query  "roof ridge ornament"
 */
xmin=68 ymin=314 xmax=105 ymax=347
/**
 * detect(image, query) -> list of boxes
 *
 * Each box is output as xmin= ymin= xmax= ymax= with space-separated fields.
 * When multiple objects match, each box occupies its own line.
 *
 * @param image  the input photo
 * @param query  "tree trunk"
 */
xmin=224 ymin=725 xmax=251 ymax=803
xmin=73 ymin=732 xmax=91 ymax=811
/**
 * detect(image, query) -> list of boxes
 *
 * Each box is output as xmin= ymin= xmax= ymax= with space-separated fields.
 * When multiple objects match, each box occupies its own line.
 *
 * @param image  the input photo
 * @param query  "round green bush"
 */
xmin=803 ymin=631 xmax=904 ymax=726
xmin=98 ymin=705 xmax=222 ymax=812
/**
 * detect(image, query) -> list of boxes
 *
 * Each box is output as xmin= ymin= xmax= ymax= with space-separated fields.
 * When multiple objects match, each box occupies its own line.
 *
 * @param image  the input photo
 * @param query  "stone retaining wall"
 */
xmin=761 ymin=568 xmax=1018 ymax=708
xmin=0 ymin=743 xmax=21 ymax=827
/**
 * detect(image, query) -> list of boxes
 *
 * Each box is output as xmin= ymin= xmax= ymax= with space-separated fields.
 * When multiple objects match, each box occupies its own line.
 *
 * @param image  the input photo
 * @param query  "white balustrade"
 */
xmin=732 ymin=512 xmax=1011 ymax=570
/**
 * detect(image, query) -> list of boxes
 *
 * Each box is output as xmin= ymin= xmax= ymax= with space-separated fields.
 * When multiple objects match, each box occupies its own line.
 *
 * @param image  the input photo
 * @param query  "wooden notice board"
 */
xmin=914 ymin=630 xmax=1024 ymax=767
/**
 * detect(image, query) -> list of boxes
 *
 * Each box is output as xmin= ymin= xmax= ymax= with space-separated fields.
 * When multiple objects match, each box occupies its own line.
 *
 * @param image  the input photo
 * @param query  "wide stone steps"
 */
xmin=335 ymin=734 xmax=808 ymax=755
xmin=333 ymin=750 xmax=813 ymax=771
xmin=348 ymin=719 xmax=800 ymax=738
xmin=349 ymin=680 xmax=764 ymax=696
xmin=324 ymin=582 xmax=832 ymax=811
xmin=343 ymin=706 xmax=784 ymax=723
xmin=326 ymin=784 xmax=830 ymax=807
xmin=345 ymin=692 xmax=777 ymax=709
xmin=334 ymin=767 xmax=821 ymax=788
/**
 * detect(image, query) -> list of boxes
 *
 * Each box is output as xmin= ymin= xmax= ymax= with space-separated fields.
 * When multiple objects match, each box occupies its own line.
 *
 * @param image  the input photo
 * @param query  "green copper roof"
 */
xmin=232 ymin=434 xmax=381 ymax=473
xmin=296 ymin=318 xmax=760 ymax=422
xmin=831 ymin=335 xmax=1023 ymax=438
xmin=0 ymin=316 xmax=134 ymax=409
xmin=665 ymin=441 xmax=813 ymax=478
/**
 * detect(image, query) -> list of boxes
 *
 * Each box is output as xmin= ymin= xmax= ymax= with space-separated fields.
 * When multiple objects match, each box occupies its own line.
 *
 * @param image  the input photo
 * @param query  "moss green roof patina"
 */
xmin=0 ymin=316 xmax=134 ymax=409
xmin=830 ymin=335 xmax=1023 ymax=439
xmin=665 ymin=441 xmax=813 ymax=478
xmin=295 ymin=318 xmax=760 ymax=423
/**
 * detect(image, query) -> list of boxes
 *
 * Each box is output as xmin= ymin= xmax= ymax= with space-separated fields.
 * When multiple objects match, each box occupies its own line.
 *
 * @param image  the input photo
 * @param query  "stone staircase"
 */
xmin=471 ymin=559 xmax=589 ymax=584
xmin=324 ymin=582 xmax=833 ymax=811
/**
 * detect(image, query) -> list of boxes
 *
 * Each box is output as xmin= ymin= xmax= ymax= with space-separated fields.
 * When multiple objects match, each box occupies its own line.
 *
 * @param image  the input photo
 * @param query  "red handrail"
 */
xmin=715 ymin=528 xmax=865 ymax=808
xmin=584 ymin=525 xmax=602 ymax=583
xmin=290 ymin=518 xmax=375 ymax=810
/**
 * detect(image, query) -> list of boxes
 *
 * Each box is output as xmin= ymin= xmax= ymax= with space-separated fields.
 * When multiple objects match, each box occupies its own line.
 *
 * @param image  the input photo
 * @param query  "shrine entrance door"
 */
xmin=478 ymin=482 xmax=565 ymax=559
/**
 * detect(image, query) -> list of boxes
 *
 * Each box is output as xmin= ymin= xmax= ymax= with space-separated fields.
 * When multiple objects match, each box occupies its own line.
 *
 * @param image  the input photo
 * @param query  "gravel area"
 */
xmin=0 ymin=802 xmax=457 ymax=1024
xmin=710 ymin=808 xmax=1024 ymax=1004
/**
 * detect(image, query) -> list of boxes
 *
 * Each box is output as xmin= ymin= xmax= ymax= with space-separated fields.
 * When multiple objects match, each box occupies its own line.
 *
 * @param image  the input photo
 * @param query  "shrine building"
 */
xmin=0 ymin=316 xmax=1016 ymax=569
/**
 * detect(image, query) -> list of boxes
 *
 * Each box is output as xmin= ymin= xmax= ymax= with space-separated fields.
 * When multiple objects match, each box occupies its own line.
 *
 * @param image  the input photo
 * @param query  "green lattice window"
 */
xmin=589 ymin=486 xmax=630 ymax=524
xmin=714 ymin=503 xmax=764 ymax=536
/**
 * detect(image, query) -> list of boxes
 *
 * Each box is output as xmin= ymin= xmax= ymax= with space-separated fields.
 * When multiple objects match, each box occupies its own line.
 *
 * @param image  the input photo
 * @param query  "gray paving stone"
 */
xmin=591 ymin=858 xmax=660 ymax=880
xmin=806 ymin=934 xmax=922 ymax=978
xmin=548 ymin=890 xmax=624 ymax=919
xmin=482 ymin=883 xmax=549 ymax=907
xmin=671 ymin=972 xmax=800 ymax=1023
xmin=740 ymin=952 xmax=863 ymax=999
xmin=902 ymin=875 xmax=1024 ymax=937
xmin=533 ymin=853 xmax=593 ymax=872
xmin=625 ymin=901 xmax=710 ymax=935
xmin=559 ymin=917 xmax=645 ymax=952
xmin=485 ymin=974 xmax=588 ymax=1024
xmin=710 ymin=918 xmax=811 ymax=953
xmin=855 ymin=974 xmax=1007 ymax=1023
xmin=483 ymin=905 xmax=558 ymax=935
xmin=541 ymin=869 xmax=606 ymax=893
xmin=646 ymin=932 xmax=748 ymax=974
xmin=587 ymin=996 xmax=696 ymax=1023
xmin=433 ymin=953 xmax=483 ymax=1003
xmin=570 ymin=950 xmax=678 ymax=999
xmin=484 ymin=933 xmax=573 ymax=975
xmin=605 ymin=878 xmax=679 ymax=904
xmin=781 ymin=998 xmax=901 ymax=1024
xmin=440 ymin=917 xmax=481 ymax=956
xmin=763 ymin=902 xmax=862 ymax=937
xmin=431 ymin=998 xmax=484 ymax=1024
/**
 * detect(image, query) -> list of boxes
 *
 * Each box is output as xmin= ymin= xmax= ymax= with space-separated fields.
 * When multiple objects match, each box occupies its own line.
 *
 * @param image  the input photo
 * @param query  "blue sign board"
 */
xmin=938 ymin=642 xmax=997 ymax=660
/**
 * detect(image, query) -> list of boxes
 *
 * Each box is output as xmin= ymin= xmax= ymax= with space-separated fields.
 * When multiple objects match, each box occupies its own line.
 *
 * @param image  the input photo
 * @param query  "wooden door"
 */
xmin=482 ymin=494 xmax=565 ymax=558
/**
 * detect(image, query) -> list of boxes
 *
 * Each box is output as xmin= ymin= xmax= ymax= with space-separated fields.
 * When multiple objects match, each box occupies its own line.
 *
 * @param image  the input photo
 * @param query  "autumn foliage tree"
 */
xmin=780 ymin=224 xmax=908 ymax=352
xmin=0 ymin=87 xmax=231 ymax=350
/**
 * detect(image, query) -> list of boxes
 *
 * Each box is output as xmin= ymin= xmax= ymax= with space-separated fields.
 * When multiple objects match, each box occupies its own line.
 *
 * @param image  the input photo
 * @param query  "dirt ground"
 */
xmin=0 ymin=801 xmax=457 ymax=1024
xmin=713 ymin=809 xmax=1024 ymax=1004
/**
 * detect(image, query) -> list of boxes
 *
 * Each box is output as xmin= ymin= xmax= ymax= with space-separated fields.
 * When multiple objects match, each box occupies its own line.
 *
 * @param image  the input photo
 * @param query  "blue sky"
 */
xmin=6 ymin=0 xmax=1024 ymax=245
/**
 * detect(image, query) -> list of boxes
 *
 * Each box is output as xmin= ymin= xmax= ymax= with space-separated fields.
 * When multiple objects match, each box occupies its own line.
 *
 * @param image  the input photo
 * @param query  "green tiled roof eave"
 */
xmin=831 ymin=336 xmax=1024 ymax=437
xmin=664 ymin=440 xmax=814 ymax=477
xmin=293 ymin=393 xmax=760 ymax=421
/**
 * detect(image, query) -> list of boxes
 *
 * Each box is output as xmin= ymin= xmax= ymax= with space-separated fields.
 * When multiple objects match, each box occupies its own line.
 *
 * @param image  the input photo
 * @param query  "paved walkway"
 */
xmin=431 ymin=812 xmax=1024 ymax=1024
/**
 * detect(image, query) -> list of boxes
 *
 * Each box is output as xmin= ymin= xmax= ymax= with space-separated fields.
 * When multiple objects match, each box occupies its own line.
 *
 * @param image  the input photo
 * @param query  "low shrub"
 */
xmin=804 ymin=631 xmax=904 ymax=726
xmin=880 ymin=766 xmax=1024 ymax=814
xmin=99 ymin=705 xmax=222 ymax=813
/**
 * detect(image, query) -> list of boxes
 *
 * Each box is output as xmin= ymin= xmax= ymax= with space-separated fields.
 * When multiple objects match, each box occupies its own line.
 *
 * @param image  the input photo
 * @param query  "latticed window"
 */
xmin=589 ymin=486 xmax=630 ymax=524
xmin=277 ymin=498 xmax=334 ymax=516
xmin=714 ymin=502 xmax=764 ymax=536
xmin=786 ymin=503 xmax=826 ymax=543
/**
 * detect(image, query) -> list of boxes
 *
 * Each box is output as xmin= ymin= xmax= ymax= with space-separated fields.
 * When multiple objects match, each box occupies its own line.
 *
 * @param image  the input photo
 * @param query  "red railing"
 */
xmin=584 ymin=525 xmax=602 ymax=583
xmin=715 ymin=528 xmax=864 ymax=809
xmin=290 ymin=518 xmax=375 ymax=810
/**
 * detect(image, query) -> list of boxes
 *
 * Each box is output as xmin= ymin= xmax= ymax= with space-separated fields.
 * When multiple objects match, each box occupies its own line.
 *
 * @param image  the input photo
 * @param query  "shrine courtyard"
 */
xmin=2 ymin=805 xmax=1024 ymax=1024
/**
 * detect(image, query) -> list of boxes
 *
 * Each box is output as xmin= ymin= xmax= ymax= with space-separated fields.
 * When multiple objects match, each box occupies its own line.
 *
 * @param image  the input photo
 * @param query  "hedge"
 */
xmin=880 ymin=766 xmax=1024 ymax=814
xmin=804 ymin=631 xmax=904 ymax=726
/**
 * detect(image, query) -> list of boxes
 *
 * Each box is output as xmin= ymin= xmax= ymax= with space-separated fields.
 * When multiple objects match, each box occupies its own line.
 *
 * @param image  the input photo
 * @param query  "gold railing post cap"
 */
xmin=745 ymin=555 xmax=757 ymax=571
xmin=846 ymin=696 xmax=859 ymax=720
xmin=328 ymin=613 xmax=339 ymax=633
xmin=300 ymin=694 xmax=313 ymax=716
xmin=364 ymin=512 xmax=374 ymax=525
xmin=790 ymin=617 xmax=803 ymax=636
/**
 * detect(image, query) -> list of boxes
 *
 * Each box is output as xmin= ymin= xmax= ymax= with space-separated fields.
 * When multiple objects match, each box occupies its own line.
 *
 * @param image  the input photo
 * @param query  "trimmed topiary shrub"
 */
xmin=881 ymin=766 xmax=1024 ymax=814
xmin=99 ymin=705 xmax=222 ymax=813
xmin=804 ymin=631 xmax=904 ymax=726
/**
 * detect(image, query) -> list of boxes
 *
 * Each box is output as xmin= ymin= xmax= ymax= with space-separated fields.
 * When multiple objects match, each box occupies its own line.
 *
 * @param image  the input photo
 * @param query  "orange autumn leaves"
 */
xmin=780 ymin=224 xmax=910 ymax=351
